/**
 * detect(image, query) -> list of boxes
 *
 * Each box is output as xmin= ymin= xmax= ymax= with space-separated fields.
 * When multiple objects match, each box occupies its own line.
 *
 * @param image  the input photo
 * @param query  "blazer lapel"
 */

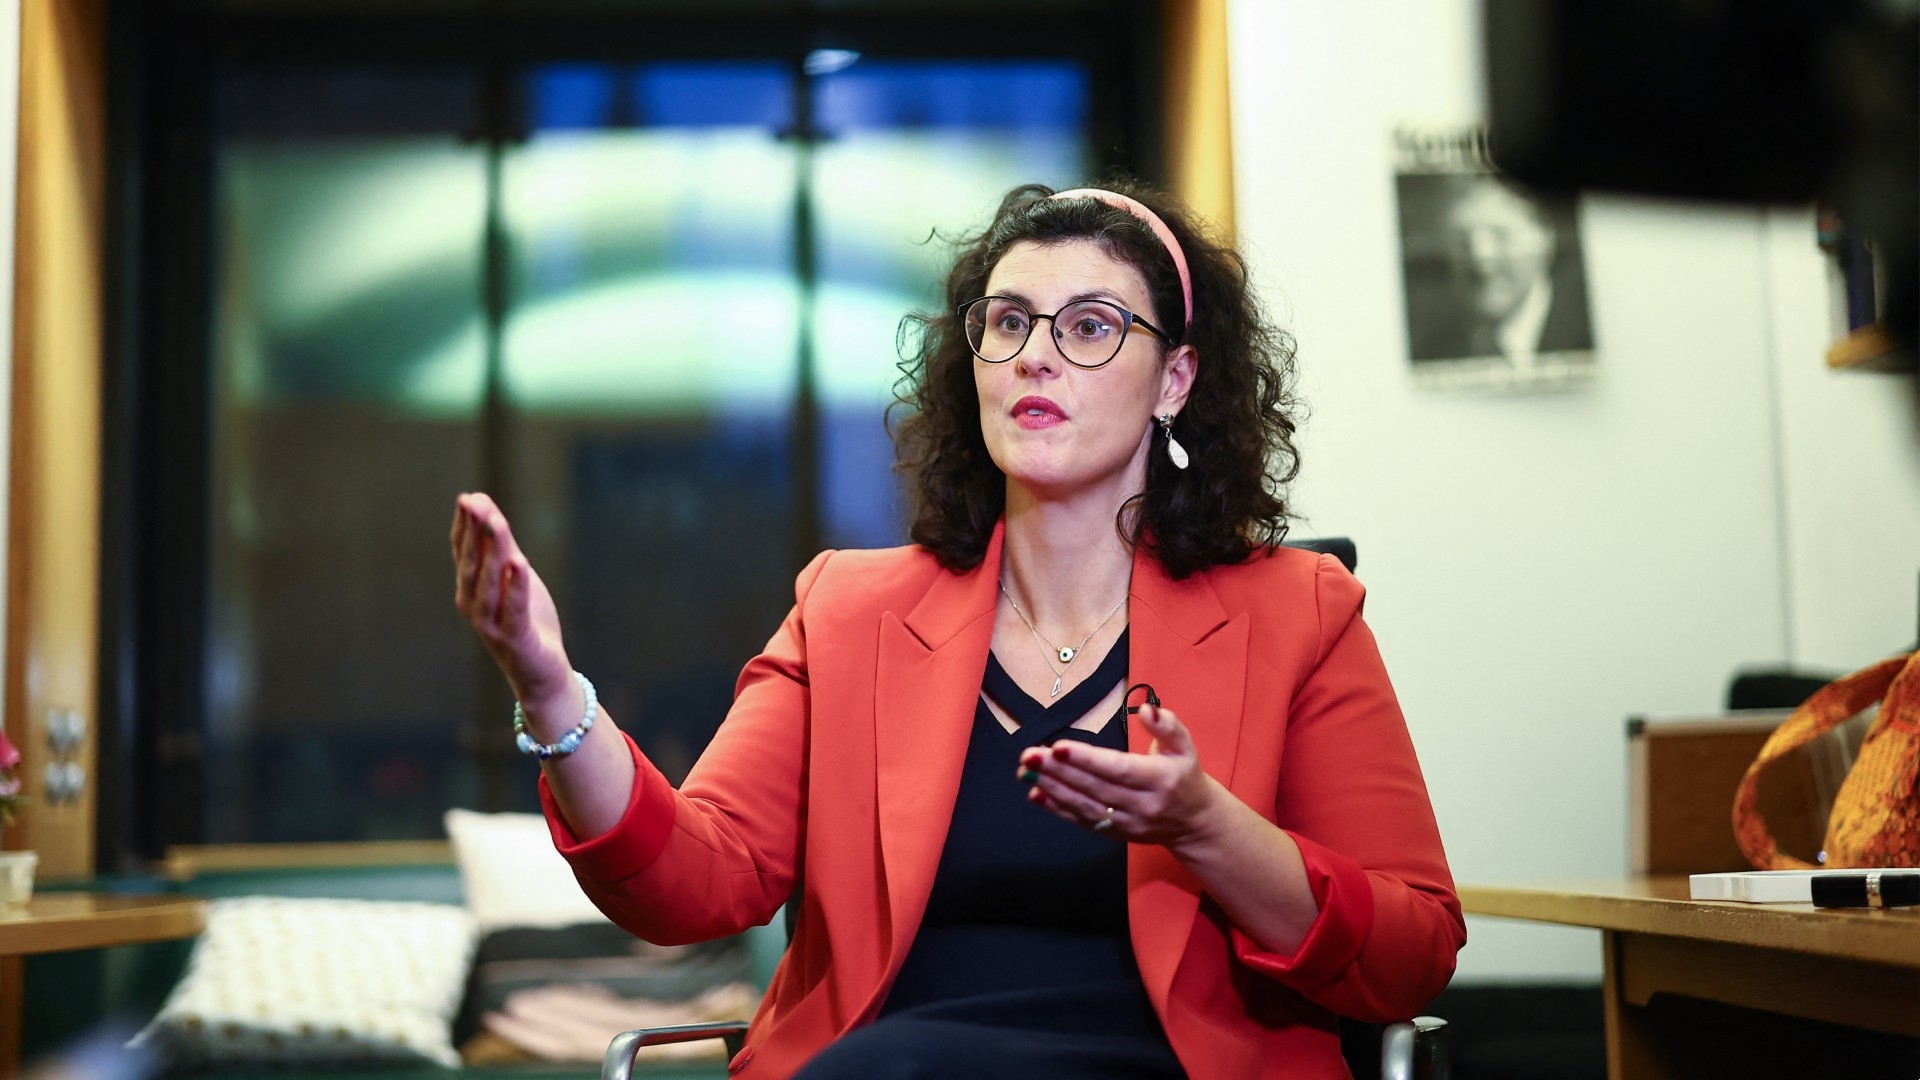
xmin=1125 ymin=550 xmax=1250 ymax=1012
xmin=867 ymin=521 xmax=1003 ymax=1012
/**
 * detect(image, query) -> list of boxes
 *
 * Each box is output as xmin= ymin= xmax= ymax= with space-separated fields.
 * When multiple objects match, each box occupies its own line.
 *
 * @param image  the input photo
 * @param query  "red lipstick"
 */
xmin=1011 ymin=396 xmax=1067 ymax=429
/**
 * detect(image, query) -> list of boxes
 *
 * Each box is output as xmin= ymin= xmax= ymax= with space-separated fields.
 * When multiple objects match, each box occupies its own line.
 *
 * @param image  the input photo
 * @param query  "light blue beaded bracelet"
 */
xmin=513 ymin=672 xmax=597 ymax=759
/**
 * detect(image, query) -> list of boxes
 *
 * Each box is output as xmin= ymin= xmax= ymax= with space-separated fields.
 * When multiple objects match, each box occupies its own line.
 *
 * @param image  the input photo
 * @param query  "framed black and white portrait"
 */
xmin=1393 ymin=125 xmax=1596 ymax=390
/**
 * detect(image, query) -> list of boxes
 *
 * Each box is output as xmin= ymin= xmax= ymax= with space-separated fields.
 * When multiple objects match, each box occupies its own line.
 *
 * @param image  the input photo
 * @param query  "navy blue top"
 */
xmin=887 ymin=630 xmax=1136 ymax=1006
xmin=794 ymin=626 xmax=1182 ymax=1068
xmin=806 ymin=629 xmax=1184 ymax=1078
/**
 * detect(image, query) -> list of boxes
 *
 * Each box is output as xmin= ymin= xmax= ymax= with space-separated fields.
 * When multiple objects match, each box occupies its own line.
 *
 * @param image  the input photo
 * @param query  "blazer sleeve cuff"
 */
xmin=540 ymin=731 xmax=679 ymax=882
xmin=1230 ymin=830 xmax=1375 ymax=987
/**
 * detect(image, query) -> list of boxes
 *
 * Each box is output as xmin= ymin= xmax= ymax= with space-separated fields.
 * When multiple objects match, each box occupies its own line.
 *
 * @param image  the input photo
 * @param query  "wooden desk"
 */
xmin=1462 ymin=877 xmax=1920 ymax=1080
xmin=0 ymin=894 xmax=208 ymax=1076
xmin=0 ymin=893 xmax=208 ymax=956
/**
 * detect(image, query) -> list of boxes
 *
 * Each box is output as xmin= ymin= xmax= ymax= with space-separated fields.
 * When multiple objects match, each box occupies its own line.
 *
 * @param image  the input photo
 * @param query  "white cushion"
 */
xmin=444 ymin=808 xmax=610 ymax=932
xmin=134 ymin=896 xmax=477 ymax=1066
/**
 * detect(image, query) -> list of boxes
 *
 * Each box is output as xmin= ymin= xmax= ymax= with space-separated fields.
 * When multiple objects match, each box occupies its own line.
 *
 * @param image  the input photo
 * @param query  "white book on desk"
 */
xmin=1690 ymin=869 xmax=1920 ymax=903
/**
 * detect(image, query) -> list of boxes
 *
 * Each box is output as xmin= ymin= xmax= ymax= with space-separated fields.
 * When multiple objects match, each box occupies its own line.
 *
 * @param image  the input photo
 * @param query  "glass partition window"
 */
xmin=811 ymin=61 xmax=1088 ymax=548
xmin=195 ymin=56 xmax=1091 ymax=842
xmin=501 ymin=63 xmax=803 ymax=786
xmin=209 ymin=128 xmax=492 ymax=840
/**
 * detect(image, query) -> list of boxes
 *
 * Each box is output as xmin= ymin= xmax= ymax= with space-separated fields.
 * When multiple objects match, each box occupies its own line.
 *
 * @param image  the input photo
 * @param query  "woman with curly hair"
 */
xmin=451 ymin=180 xmax=1463 ymax=1079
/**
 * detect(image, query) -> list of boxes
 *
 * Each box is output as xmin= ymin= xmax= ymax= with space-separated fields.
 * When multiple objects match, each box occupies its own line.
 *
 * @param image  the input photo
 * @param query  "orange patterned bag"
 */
xmin=1732 ymin=651 xmax=1920 ymax=870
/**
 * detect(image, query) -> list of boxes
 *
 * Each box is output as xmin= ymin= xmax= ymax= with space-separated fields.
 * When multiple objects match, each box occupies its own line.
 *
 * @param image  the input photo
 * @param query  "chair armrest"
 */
xmin=604 ymin=1021 xmax=749 ymax=1080
xmin=1381 ymin=1015 xmax=1449 ymax=1080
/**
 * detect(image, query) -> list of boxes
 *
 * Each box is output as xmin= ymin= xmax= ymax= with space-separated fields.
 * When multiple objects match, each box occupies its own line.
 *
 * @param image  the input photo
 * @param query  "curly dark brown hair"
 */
xmin=889 ymin=179 xmax=1303 ymax=580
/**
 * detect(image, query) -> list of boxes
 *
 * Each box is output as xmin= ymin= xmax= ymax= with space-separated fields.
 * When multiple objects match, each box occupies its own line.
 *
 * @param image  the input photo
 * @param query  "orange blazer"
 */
xmin=544 ymin=520 xmax=1464 ymax=1078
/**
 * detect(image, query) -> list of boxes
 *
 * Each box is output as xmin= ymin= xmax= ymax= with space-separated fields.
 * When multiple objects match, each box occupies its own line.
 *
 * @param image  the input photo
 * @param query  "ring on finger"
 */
xmin=1091 ymin=806 xmax=1116 ymax=833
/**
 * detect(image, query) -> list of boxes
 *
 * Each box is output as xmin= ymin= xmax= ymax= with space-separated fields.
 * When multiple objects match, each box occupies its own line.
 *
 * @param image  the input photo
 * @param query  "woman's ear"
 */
xmin=1160 ymin=344 xmax=1198 ymax=414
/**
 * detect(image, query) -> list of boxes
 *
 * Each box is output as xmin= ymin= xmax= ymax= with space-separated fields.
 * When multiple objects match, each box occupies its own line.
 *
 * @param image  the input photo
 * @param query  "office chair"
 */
xmin=1282 ymin=535 xmax=1358 ymax=572
xmin=1725 ymin=667 xmax=1839 ymax=711
xmin=601 ymin=538 xmax=1454 ymax=1078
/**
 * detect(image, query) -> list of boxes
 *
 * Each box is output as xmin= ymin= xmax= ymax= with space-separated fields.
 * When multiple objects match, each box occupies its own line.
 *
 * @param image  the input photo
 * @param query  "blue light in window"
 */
xmin=814 ymin=62 xmax=1088 ymax=135
xmin=527 ymin=64 xmax=619 ymax=131
xmin=633 ymin=63 xmax=793 ymax=129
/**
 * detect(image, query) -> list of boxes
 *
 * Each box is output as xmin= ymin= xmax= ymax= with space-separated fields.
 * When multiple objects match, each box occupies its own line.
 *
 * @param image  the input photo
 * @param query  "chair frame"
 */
xmin=603 ymin=1022 xmax=749 ymax=1080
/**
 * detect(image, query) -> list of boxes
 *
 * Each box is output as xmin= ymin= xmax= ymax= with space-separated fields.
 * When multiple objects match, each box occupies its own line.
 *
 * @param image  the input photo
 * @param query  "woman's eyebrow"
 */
xmin=992 ymin=288 xmax=1134 ymax=310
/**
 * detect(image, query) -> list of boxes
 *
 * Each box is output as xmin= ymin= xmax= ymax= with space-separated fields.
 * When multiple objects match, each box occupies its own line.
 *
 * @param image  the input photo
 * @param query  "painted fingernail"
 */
xmin=1051 ymin=744 xmax=1071 ymax=759
xmin=1018 ymin=769 xmax=1037 ymax=784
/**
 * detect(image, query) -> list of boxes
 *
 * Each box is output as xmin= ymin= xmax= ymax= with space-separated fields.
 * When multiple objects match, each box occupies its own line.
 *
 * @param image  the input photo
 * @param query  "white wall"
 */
xmin=1228 ymin=1 xmax=1920 ymax=983
xmin=1762 ymin=208 xmax=1920 ymax=668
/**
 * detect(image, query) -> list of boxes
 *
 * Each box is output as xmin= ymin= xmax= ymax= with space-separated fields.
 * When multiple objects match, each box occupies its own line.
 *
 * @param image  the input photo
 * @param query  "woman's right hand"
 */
xmin=451 ymin=493 xmax=575 ymax=713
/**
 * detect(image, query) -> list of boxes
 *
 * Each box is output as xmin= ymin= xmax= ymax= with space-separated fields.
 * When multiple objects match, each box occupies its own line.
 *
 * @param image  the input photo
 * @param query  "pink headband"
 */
xmin=1049 ymin=187 xmax=1193 ymax=331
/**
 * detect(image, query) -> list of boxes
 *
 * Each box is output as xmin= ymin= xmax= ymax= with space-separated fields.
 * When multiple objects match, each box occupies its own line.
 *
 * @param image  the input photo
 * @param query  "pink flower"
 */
xmin=0 ymin=729 xmax=16 ymax=773
xmin=0 ymin=775 xmax=17 ymax=799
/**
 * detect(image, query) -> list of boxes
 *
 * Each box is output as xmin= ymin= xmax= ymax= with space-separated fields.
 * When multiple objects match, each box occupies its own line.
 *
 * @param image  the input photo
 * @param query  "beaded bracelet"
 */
xmin=513 ymin=671 xmax=598 ymax=759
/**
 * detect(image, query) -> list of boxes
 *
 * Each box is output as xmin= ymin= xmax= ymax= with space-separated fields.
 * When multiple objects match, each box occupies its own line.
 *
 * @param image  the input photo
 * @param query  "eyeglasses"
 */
xmin=957 ymin=295 xmax=1172 ymax=370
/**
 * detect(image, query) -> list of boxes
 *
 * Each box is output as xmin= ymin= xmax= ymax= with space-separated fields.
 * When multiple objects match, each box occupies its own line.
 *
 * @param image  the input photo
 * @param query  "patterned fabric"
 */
xmin=133 ymin=896 xmax=478 ymax=1066
xmin=453 ymin=921 xmax=754 ymax=1061
xmin=1734 ymin=651 xmax=1920 ymax=870
xmin=442 ymin=809 xmax=753 ymax=1062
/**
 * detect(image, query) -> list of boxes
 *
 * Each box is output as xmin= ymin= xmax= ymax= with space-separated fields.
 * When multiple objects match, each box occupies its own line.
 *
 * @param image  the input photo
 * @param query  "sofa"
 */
xmin=27 ymin=858 xmax=783 ymax=1080
xmin=31 ymin=834 xmax=1444 ymax=1080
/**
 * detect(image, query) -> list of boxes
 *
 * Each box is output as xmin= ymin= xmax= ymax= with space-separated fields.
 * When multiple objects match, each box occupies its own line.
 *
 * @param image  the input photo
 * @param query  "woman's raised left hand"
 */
xmin=1018 ymin=703 xmax=1223 ymax=849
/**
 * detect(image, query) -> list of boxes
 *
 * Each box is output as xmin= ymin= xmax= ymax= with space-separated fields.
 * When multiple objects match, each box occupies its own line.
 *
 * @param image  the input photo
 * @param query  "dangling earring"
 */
xmin=1156 ymin=414 xmax=1189 ymax=470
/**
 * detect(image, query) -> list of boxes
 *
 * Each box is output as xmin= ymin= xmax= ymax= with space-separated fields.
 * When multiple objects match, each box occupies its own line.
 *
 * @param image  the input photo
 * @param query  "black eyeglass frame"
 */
xmin=956 ymin=294 xmax=1174 ymax=370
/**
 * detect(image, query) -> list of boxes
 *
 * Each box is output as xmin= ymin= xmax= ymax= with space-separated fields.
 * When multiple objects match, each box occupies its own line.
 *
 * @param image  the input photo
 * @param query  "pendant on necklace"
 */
xmin=1050 ymin=675 xmax=1063 ymax=697
xmin=1058 ymin=647 xmax=1076 ymax=664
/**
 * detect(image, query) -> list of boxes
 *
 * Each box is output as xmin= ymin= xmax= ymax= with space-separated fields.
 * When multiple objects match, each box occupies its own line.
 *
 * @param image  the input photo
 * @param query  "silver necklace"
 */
xmin=999 ymin=582 xmax=1127 ymax=697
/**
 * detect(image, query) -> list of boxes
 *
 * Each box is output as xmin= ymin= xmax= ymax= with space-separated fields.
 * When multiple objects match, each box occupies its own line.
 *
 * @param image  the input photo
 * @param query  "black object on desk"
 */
xmin=1810 ymin=870 xmax=1920 ymax=909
